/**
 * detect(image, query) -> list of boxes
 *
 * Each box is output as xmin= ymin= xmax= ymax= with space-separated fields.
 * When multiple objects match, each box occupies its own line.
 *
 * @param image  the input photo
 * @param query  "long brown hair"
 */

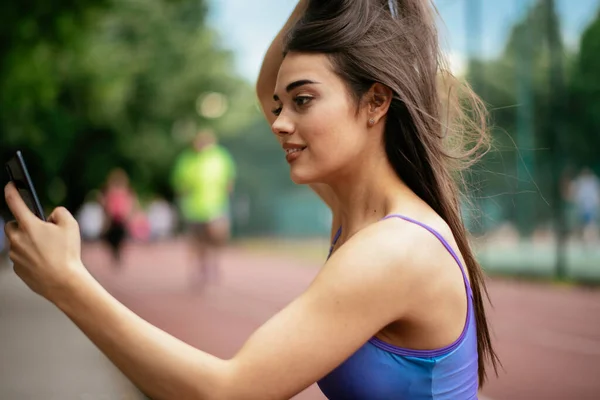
xmin=284 ymin=0 xmax=499 ymax=385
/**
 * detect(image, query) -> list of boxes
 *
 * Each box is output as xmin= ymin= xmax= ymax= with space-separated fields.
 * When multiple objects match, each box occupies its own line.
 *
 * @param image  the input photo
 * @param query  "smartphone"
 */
xmin=5 ymin=151 xmax=46 ymax=221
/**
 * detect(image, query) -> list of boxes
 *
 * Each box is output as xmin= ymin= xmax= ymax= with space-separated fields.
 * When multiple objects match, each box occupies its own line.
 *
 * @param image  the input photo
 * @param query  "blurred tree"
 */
xmin=467 ymin=0 xmax=572 ymax=233
xmin=71 ymin=0 xmax=256 ymax=201
xmin=569 ymin=9 xmax=600 ymax=170
xmin=0 ymin=0 xmax=259 ymax=216
xmin=0 ymin=0 xmax=109 ymax=216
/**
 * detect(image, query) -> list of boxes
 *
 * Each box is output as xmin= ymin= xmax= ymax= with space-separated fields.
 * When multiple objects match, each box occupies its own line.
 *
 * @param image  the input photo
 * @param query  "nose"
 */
xmin=271 ymin=114 xmax=295 ymax=137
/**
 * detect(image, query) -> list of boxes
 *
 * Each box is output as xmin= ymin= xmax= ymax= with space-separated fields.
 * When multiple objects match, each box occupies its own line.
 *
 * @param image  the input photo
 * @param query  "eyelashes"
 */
xmin=294 ymin=96 xmax=313 ymax=107
xmin=271 ymin=106 xmax=282 ymax=116
xmin=271 ymin=96 xmax=314 ymax=116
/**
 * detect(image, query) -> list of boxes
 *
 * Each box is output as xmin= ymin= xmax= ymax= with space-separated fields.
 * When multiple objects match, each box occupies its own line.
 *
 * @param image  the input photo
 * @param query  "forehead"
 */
xmin=275 ymin=52 xmax=341 ymax=93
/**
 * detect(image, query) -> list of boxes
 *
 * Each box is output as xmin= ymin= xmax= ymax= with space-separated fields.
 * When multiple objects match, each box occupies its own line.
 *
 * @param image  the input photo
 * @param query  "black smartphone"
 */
xmin=5 ymin=151 xmax=46 ymax=221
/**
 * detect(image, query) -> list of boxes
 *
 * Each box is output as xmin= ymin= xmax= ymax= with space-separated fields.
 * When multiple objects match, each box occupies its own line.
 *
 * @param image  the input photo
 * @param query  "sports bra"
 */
xmin=317 ymin=214 xmax=479 ymax=399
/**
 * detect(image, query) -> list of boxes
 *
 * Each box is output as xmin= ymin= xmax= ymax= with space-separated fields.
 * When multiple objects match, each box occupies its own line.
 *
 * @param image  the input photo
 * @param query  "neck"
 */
xmin=326 ymin=144 xmax=419 ymax=241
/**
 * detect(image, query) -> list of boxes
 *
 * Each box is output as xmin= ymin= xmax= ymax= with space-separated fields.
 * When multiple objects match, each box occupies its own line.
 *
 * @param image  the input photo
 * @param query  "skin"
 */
xmin=3 ymin=4 xmax=471 ymax=399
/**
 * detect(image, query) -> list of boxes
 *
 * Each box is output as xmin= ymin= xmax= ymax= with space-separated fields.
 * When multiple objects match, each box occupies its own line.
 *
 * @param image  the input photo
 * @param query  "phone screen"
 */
xmin=5 ymin=151 xmax=46 ymax=221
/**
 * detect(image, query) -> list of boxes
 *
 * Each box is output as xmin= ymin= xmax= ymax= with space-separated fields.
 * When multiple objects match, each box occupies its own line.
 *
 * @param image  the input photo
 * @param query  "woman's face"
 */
xmin=272 ymin=52 xmax=371 ymax=185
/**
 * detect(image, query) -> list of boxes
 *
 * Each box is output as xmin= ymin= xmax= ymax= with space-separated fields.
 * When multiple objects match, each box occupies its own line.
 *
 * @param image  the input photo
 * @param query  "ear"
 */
xmin=366 ymin=83 xmax=393 ymax=127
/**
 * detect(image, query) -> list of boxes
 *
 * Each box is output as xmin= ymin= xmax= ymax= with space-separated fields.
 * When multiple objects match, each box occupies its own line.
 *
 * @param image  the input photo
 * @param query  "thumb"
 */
xmin=48 ymin=207 xmax=77 ymax=228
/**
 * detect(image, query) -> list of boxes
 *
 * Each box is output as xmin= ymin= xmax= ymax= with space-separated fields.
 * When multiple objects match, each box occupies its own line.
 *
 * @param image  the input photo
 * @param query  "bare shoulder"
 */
xmin=376 ymin=215 xmax=465 ymax=278
xmin=378 ymin=215 xmax=461 ymax=263
xmin=309 ymin=218 xmax=434 ymax=327
xmin=321 ymin=216 xmax=464 ymax=303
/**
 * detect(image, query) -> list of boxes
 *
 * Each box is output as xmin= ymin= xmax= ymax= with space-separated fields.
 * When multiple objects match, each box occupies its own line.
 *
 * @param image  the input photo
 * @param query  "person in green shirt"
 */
xmin=171 ymin=129 xmax=236 ymax=287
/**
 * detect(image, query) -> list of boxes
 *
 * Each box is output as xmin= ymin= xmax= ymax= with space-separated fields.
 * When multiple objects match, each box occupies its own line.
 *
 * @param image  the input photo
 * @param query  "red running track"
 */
xmin=83 ymin=239 xmax=600 ymax=400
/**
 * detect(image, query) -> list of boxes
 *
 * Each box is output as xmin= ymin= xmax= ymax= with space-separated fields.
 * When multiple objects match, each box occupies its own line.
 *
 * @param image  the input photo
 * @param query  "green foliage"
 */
xmin=0 ymin=0 xmax=260 ymax=216
xmin=3 ymin=0 xmax=600 ymax=240
xmin=468 ymin=0 xmax=600 ymax=230
xmin=569 ymin=10 xmax=600 ymax=169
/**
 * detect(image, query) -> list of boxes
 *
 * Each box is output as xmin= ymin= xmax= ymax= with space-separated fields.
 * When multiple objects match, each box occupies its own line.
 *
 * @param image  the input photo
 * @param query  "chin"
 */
xmin=289 ymin=165 xmax=320 ymax=185
xmin=289 ymin=171 xmax=312 ymax=185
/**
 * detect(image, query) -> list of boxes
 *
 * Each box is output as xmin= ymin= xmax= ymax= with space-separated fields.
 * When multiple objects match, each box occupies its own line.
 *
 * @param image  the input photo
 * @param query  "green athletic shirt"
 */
xmin=171 ymin=144 xmax=236 ymax=223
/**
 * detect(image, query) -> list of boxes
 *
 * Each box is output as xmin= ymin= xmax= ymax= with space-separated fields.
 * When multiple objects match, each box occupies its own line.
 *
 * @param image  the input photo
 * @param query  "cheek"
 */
xmin=302 ymin=102 xmax=354 ymax=148
xmin=289 ymin=129 xmax=363 ymax=185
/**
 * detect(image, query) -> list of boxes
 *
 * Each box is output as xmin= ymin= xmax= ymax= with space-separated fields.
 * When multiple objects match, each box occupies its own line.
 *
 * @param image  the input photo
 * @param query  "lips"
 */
xmin=285 ymin=147 xmax=306 ymax=155
xmin=283 ymin=144 xmax=307 ymax=163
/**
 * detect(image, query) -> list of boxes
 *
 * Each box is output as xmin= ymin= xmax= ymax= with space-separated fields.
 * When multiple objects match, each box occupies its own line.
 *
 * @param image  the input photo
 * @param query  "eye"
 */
xmin=271 ymin=106 xmax=282 ymax=116
xmin=294 ymin=96 xmax=313 ymax=107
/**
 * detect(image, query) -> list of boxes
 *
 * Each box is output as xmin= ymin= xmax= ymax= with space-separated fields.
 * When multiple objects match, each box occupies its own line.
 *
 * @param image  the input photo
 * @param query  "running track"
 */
xmin=84 ymin=239 xmax=600 ymax=400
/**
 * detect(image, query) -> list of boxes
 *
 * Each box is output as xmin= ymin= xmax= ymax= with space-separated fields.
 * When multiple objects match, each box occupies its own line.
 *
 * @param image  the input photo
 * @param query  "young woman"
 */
xmin=99 ymin=168 xmax=136 ymax=267
xmin=3 ymin=1 xmax=498 ymax=399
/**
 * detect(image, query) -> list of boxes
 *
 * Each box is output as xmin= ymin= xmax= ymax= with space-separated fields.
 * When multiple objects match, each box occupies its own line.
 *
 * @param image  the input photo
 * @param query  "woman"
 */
xmin=3 ymin=1 xmax=498 ymax=399
xmin=99 ymin=168 xmax=136 ymax=267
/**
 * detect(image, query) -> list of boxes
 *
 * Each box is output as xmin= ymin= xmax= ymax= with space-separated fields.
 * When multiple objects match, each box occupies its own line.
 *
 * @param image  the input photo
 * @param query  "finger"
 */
xmin=9 ymin=250 xmax=27 ymax=268
xmin=5 ymin=226 xmax=29 ymax=253
xmin=4 ymin=183 xmax=37 ymax=231
xmin=48 ymin=207 xmax=77 ymax=228
xmin=4 ymin=220 xmax=20 ymax=241
xmin=4 ymin=219 xmax=15 ymax=235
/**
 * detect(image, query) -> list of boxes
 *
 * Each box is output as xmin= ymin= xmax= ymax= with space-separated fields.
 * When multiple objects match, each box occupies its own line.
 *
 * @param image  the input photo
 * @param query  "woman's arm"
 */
xmin=256 ymin=1 xmax=307 ymax=125
xmin=4 ymin=182 xmax=417 ymax=400
xmin=54 ymin=271 xmax=230 ymax=399
xmin=57 ymin=229 xmax=412 ymax=400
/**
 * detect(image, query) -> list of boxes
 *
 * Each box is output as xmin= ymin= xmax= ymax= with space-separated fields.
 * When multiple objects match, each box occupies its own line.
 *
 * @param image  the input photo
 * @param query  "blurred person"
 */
xmin=99 ymin=168 xmax=135 ymax=267
xmin=570 ymin=167 xmax=600 ymax=244
xmin=3 ymin=1 xmax=500 ymax=399
xmin=76 ymin=190 xmax=106 ymax=241
xmin=171 ymin=129 xmax=236 ymax=286
xmin=128 ymin=207 xmax=151 ymax=243
xmin=147 ymin=196 xmax=177 ymax=241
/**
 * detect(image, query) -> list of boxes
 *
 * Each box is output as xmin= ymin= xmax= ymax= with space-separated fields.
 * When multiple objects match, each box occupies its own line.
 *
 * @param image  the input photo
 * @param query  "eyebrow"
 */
xmin=273 ymin=79 xmax=320 ymax=101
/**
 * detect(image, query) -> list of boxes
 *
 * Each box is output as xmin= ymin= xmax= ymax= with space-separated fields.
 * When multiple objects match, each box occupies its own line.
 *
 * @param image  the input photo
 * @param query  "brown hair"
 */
xmin=284 ymin=0 xmax=499 ymax=385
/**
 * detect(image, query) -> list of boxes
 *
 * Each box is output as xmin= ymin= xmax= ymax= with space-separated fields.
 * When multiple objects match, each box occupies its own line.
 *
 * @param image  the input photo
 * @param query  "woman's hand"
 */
xmin=3 ymin=182 xmax=86 ymax=301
